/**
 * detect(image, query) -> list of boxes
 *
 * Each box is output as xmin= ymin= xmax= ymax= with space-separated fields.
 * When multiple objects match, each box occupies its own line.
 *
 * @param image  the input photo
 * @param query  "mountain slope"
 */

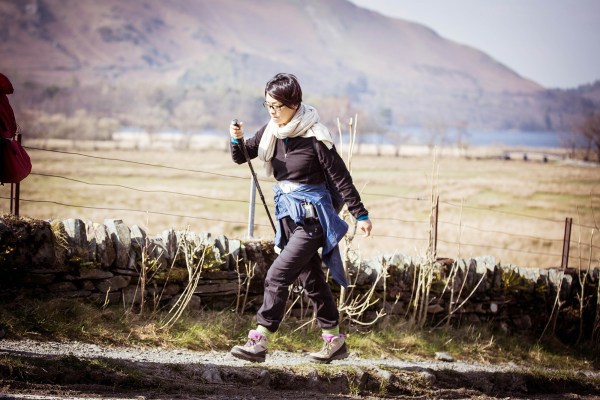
xmin=0 ymin=0 xmax=594 ymax=132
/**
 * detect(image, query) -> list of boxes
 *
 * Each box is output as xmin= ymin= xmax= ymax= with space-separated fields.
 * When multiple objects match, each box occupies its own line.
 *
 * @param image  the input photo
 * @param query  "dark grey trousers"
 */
xmin=256 ymin=217 xmax=340 ymax=332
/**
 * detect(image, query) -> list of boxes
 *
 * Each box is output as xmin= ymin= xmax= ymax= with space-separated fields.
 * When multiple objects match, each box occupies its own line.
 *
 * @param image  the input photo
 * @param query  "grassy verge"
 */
xmin=1 ymin=297 xmax=598 ymax=372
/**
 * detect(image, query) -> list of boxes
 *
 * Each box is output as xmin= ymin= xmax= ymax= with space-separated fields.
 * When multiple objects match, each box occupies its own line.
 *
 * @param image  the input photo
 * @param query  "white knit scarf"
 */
xmin=258 ymin=103 xmax=334 ymax=177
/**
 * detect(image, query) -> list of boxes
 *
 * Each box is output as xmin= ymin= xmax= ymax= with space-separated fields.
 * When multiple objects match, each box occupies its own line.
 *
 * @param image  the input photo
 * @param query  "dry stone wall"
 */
xmin=0 ymin=215 xmax=598 ymax=342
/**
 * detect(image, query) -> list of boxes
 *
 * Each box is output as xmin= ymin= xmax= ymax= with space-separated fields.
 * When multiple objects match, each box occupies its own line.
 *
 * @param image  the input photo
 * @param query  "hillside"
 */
xmin=0 ymin=0 xmax=596 ymax=135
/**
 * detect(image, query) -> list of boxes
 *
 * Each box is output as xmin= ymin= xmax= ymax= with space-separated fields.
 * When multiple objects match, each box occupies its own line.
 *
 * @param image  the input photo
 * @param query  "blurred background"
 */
xmin=1 ymin=0 xmax=598 ymax=267
xmin=0 ymin=0 xmax=598 ymax=146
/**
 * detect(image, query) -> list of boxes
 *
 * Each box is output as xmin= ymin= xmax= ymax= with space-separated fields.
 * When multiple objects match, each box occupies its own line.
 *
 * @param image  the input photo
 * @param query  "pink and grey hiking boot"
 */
xmin=309 ymin=333 xmax=349 ymax=363
xmin=230 ymin=330 xmax=269 ymax=363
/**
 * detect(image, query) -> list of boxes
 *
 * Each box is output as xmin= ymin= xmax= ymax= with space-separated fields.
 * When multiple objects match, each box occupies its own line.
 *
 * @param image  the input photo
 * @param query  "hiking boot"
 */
xmin=309 ymin=333 xmax=349 ymax=363
xmin=230 ymin=330 xmax=268 ymax=363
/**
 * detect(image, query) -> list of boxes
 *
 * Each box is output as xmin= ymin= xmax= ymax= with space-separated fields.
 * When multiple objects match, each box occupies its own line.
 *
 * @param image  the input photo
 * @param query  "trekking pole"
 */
xmin=232 ymin=119 xmax=276 ymax=233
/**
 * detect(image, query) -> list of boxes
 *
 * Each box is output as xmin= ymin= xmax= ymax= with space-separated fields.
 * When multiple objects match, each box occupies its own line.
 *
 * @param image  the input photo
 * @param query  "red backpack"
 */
xmin=0 ymin=73 xmax=31 ymax=184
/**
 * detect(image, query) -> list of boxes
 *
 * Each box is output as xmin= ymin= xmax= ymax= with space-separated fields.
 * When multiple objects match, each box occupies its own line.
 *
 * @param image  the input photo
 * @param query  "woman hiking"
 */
xmin=228 ymin=73 xmax=372 ymax=363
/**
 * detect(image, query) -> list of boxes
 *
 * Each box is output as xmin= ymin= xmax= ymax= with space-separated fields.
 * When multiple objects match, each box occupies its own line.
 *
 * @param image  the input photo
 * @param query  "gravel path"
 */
xmin=0 ymin=338 xmax=521 ymax=373
xmin=1 ymin=339 xmax=599 ymax=399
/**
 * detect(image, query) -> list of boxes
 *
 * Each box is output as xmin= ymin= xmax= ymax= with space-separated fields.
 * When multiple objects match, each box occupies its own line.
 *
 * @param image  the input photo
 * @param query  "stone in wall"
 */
xmin=145 ymin=231 xmax=172 ymax=269
xmin=214 ymin=234 xmax=228 ymax=269
xmin=168 ymin=293 xmax=202 ymax=311
xmin=74 ymin=269 xmax=114 ymax=280
xmin=47 ymin=281 xmax=77 ymax=292
xmin=50 ymin=220 xmax=68 ymax=268
xmin=354 ymin=256 xmax=384 ymax=287
xmin=87 ymin=222 xmax=115 ymax=268
xmin=446 ymin=259 xmax=467 ymax=294
xmin=23 ymin=271 xmax=56 ymax=286
xmin=176 ymin=230 xmax=209 ymax=267
xmin=161 ymin=229 xmax=178 ymax=265
xmin=31 ymin=224 xmax=56 ymax=268
xmin=96 ymin=275 xmax=132 ymax=293
xmin=63 ymin=218 xmax=89 ymax=262
xmin=227 ymin=239 xmax=244 ymax=271
xmin=85 ymin=221 xmax=97 ymax=263
xmin=195 ymin=271 xmax=242 ymax=296
xmin=0 ymin=215 xmax=56 ymax=270
xmin=465 ymin=259 xmax=480 ymax=292
xmin=129 ymin=224 xmax=147 ymax=270
xmin=122 ymin=285 xmax=144 ymax=305
xmin=145 ymin=235 xmax=169 ymax=269
xmin=241 ymin=239 xmax=278 ymax=279
xmin=473 ymin=256 xmax=498 ymax=293
xmin=546 ymin=268 xmax=574 ymax=299
xmin=130 ymin=225 xmax=146 ymax=251
xmin=155 ymin=283 xmax=181 ymax=297
xmin=105 ymin=219 xmax=131 ymax=269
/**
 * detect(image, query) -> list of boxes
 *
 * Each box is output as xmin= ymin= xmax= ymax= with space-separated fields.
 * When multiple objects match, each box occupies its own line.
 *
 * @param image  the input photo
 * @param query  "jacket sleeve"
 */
xmin=315 ymin=140 xmax=369 ymax=220
xmin=230 ymin=124 xmax=267 ymax=164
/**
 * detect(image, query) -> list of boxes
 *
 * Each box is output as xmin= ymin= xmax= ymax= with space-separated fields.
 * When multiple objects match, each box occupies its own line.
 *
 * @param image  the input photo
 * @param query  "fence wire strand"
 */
xmin=437 ymin=237 xmax=564 ymax=258
xmin=2 ymin=146 xmax=597 ymax=264
xmin=25 ymin=146 xmax=249 ymax=180
xmin=31 ymin=173 xmax=248 ymax=204
xmin=438 ymin=219 xmax=565 ymax=243
xmin=0 ymin=196 xmax=272 ymax=227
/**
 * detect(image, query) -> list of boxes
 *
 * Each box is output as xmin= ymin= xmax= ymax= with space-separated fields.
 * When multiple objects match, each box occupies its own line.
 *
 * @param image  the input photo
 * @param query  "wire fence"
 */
xmin=2 ymin=145 xmax=598 ymax=269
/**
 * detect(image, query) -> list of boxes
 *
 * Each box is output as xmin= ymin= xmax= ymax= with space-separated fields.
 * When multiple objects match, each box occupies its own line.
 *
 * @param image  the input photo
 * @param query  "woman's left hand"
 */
xmin=358 ymin=219 xmax=372 ymax=237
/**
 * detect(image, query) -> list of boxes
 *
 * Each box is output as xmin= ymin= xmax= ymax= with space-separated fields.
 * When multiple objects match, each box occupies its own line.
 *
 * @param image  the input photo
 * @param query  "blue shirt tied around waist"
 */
xmin=273 ymin=182 xmax=349 ymax=288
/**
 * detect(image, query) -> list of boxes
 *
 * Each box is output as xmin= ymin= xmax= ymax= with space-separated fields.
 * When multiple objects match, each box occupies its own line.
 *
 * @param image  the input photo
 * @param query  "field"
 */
xmin=2 ymin=138 xmax=599 ymax=269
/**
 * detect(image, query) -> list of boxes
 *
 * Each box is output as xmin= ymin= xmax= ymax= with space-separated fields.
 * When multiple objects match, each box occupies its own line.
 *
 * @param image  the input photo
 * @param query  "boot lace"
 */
xmin=318 ymin=340 xmax=333 ymax=355
xmin=244 ymin=332 xmax=264 ymax=347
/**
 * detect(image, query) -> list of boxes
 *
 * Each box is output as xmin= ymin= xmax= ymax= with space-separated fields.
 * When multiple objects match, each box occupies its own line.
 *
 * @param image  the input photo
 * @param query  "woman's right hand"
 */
xmin=230 ymin=120 xmax=244 ymax=140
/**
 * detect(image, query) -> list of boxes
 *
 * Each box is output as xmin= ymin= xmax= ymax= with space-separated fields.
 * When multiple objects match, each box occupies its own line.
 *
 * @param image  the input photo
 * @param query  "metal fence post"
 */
xmin=561 ymin=217 xmax=573 ymax=269
xmin=247 ymin=177 xmax=257 ymax=238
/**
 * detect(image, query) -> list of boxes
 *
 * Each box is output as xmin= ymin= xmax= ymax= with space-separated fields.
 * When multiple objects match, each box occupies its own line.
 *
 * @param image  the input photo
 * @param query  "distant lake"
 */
xmin=450 ymin=130 xmax=566 ymax=148
xmin=119 ymin=127 xmax=582 ymax=150
xmin=359 ymin=129 xmax=581 ymax=149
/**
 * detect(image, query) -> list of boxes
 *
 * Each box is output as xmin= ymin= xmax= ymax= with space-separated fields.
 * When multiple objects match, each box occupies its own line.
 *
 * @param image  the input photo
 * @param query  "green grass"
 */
xmin=1 ymin=297 xmax=598 ymax=372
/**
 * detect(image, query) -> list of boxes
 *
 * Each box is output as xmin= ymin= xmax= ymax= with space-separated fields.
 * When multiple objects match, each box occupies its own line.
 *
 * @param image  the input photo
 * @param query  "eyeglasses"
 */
xmin=263 ymin=101 xmax=286 ymax=112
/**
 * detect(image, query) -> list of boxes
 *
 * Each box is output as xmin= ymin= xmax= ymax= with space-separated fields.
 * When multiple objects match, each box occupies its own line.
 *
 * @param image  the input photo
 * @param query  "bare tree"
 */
xmin=579 ymin=112 xmax=600 ymax=162
xmin=423 ymin=120 xmax=448 ymax=152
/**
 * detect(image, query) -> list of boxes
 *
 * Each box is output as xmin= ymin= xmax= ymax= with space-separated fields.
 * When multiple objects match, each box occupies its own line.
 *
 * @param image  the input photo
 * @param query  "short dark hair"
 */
xmin=265 ymin=73 xmax=302 ymax=109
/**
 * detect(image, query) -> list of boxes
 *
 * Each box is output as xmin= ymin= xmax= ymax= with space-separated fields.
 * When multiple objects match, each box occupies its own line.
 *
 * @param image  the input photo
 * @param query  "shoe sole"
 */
xmin=309 ymin=347 xmax=349 ymax=364
xmin=230 ymin=347 xmax=266 ymax=363
xmin=310 ymin=353 xmax=349 ymax=364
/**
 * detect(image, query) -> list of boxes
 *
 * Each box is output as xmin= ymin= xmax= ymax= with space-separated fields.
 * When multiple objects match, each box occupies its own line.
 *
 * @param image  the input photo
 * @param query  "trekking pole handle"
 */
xmin=231 ymin=118 xmax=241 ymax=132
xmin=230 ymin=118 xmax=244 ymax=142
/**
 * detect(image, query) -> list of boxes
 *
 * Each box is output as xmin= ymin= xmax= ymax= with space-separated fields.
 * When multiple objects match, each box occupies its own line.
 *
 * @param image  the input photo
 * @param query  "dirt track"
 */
xmin=1 ymin=339 xmax=599 ymax=399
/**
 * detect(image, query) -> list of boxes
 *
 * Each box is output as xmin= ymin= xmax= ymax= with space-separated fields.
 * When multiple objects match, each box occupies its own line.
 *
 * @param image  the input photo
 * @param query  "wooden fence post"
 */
xmin=9 ymin=133 xmax=23 ymax=216
xmin=10 ymin=182 xmax=14 ymax=214
xmin=561 ymin=217 xmax=573 ymax=269
xmin=430 ymin=195 xmax=439 ymax=259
